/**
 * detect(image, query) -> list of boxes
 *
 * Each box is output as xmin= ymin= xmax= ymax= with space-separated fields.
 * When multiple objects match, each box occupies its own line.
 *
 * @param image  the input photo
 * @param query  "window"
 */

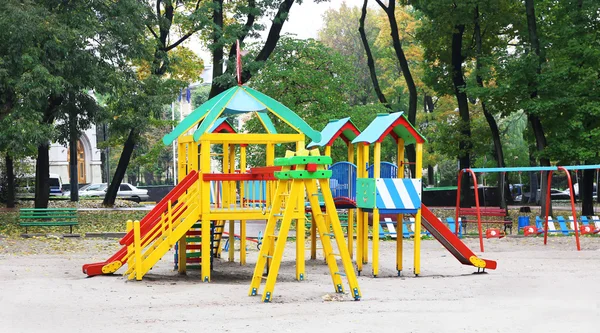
xmin=119 ymin=184 xmax=131 ymax=191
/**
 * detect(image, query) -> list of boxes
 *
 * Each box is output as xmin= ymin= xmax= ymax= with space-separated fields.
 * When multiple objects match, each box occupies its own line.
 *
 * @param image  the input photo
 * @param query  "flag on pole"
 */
xmin=236 ymin=40 xmax=242 ymax=85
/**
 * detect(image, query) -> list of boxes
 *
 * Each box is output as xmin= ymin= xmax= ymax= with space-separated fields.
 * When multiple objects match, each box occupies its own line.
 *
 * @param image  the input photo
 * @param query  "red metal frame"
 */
xmin=543 ymin=167 xmax=581 ymax=251
xmin=455 ymin=169 xmax=485 ymax=252
xmin=458 ymin=166 xmax=582 ymax=252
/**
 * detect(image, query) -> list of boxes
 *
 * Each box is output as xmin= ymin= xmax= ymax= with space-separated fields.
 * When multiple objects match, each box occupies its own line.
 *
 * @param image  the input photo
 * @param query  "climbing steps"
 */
xmin=249 ymin=149 xmax=361 ymax=302
xmin=174 ymin=220 xmax=225 ymax=270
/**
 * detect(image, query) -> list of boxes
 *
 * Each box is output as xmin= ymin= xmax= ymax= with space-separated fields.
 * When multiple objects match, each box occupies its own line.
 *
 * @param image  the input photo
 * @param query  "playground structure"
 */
xmin=306 ymin=113 xmax=496 ymax=276
xmin=457 ymin=165 xmax=600 ymax=252
xmin=352 ymin=112 xmax=426 ymax=277
xmin=249 ymin=149 xmax=360 ymax=302
xmin=83 ymin=85 xmax=498 ymax=302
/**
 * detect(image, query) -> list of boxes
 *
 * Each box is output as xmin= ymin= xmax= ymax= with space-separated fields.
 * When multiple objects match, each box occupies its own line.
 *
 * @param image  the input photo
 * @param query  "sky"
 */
xmin=189 ymin=0 xmax=367 ymax=71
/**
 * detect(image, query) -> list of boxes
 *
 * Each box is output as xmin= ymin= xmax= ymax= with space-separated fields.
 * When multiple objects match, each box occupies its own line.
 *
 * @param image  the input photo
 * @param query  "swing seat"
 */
xmin=580 ymin=225 xmax=600 ymax=235
xmin=523 ymin=226 xmax=543 ymax=236
xmin=485 ymin=228 xmax=505 ymax=239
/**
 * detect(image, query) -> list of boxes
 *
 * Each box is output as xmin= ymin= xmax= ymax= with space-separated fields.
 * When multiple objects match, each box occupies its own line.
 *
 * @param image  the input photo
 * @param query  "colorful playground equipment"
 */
xmin=458 ymin=164 xmax=600 ymax=251
xmin=249 ymin=149 xmax=360 ymax=302
xmin=83 ymin=83 xmax=498 ymax=302
xmin=307 ymin=117 xmax=360 ymax=259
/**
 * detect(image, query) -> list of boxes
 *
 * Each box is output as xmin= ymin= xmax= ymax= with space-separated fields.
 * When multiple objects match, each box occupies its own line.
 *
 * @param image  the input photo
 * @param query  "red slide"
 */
xmin=82 ymin=171 xmax=199 ymax=277
xmin=421 ymin=205 xmax=497 ymax=270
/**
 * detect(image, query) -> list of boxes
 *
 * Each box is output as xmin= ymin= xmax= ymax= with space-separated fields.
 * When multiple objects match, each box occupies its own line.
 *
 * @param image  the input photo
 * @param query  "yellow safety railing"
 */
xmin=126 ymin=180 xmax=201 ymax=280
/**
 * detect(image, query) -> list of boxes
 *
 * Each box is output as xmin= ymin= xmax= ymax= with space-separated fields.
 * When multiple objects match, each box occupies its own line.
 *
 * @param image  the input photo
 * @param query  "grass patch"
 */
xmin=0 ymin=210 xmax=147 ymax=238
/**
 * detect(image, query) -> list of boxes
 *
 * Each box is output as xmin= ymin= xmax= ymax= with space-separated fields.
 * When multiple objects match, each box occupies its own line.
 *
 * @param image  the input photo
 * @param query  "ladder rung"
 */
xmin=274 ymin=214 xmax=283 ymax=217
xmin=263 ymin=255 xmax=273 ymax=258
xmin=261 ymin=276 xmax=268 ymax=280
xmin=334 ymin=272 xmax=346 ymax=276
xmin=328 ymin=253 xmax=341 ymax=257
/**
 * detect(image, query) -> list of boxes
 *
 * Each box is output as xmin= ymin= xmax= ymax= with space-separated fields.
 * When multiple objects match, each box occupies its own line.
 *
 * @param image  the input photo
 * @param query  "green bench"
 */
xmin=19 ymin=208 xmax=78 ymax=234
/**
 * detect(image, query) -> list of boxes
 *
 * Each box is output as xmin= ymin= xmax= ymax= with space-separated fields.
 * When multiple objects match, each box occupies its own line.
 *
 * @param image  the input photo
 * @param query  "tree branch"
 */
xmin=374 ymin=0 xmax=387 ymax=10
xmin=359 ymin=0 xmax=389 ymax=107
xmin=164 ymin=31 xmax=194 ymax=52
xmin=146 ymin=24 xmax=159 ymax=40
xmin=225 ymin=0 xmax=257 ymax=73
xmin=241 ymin=0 xmax=295 ymax=84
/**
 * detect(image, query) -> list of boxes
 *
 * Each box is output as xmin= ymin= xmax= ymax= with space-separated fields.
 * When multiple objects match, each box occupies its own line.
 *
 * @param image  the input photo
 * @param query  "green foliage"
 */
xmin=319 ymin=2 xmax=380 ymax=105
xmin=244 ymin=37 xmax=359 ymax=165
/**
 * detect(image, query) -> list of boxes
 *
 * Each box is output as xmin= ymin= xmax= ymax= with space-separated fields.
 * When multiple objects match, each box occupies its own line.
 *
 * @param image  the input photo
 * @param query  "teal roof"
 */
xmin=351 ymin=112 xmax=426 ymax=145
xmin=162 ymin=86 xmax=320 ymax=145
xmin=307 ymin=117 xmax=360 ymax=148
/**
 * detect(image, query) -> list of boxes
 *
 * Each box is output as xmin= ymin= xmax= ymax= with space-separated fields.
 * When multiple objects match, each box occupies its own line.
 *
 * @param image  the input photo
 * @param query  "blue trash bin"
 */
xmin=518 ymin=216 xmax=530 ymax=229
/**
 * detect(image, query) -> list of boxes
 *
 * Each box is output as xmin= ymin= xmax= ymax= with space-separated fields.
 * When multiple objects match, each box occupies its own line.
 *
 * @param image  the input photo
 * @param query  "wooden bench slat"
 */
xmin=20 ymin=222 xmax=79 ymax=226
xmin=19 ymin=208 xmax=78 ymax=234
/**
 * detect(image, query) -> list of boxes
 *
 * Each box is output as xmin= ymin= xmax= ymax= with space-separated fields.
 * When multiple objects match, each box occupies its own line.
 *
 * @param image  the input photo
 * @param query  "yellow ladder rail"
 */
xmin=248 ymin=149 xmax=362 ymax=302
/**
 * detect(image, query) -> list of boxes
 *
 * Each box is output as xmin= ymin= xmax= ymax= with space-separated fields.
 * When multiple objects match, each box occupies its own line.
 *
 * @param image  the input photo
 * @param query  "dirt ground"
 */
xmin=0 ymin=235 xmax=599 ymax=333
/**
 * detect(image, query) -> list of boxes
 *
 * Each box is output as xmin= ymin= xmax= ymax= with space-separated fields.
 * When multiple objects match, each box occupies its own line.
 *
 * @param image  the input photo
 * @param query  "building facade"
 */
xmin=49 ymin=125 xmax=102 ymax=185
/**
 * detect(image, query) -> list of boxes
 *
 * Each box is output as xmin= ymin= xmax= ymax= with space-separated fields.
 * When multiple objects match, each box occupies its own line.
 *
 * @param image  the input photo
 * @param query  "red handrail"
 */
xmin=119 ymin=171 xmax=199 ymax=246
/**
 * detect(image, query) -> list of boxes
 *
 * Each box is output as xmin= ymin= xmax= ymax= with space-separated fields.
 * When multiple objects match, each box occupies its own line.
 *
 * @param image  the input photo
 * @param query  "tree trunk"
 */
xmin=5 ymin=154 xmax=15 ymax=208
xmin=359 ymin=0 xmax=388 ymax=107
xmin=34 ymin=143 xmax=50 ymax=208
xmin=103 ymin=129 xmax=137 ymax=206
xmin=474 ymin=5 xmax=508 ymax=208
xmin=377 ymin=0 xmax=418 ymax=176
xmin=427 ymin=165 xmax=434 ymax=186
xmin=451 ymin=23 xmax=472 ymax=207
xmin=525 ymin=0 xmax=551 ymax=213
xmin=582 ymin=167 xmax=594 ymax=216
xmin=69 ymin=107 xmax=79 ymax=202
xmin=208 ymin=0 xmax=225 ymax=99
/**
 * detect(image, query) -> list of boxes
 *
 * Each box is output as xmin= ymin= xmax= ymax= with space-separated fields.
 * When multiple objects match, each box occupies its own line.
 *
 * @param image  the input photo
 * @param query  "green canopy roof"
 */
xmin=162 ymin=86 xmax=320 ymax=145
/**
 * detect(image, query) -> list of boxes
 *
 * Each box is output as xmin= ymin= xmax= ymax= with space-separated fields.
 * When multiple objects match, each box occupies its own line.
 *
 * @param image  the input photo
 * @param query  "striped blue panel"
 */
xmin=375 ymin=178 xmax=421 ymax=210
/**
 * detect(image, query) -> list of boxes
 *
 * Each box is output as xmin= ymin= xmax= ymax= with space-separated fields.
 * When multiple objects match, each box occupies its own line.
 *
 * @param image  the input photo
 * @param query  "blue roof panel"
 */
xmin=352 ymin=112 xmax=404 ymax=144
xmin=307 ymin=117 xmax=351 ymax=148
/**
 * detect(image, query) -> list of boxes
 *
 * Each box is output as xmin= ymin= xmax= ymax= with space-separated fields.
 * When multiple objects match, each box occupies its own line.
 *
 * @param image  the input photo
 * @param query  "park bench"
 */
xmin=458 ymin=207 xmax=512 ymax=235
xmin=19 ymin=208 xmax=78 ymax=234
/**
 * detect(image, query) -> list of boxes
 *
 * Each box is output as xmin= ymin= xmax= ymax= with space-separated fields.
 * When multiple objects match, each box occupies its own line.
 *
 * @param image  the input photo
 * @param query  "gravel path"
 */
xmin=0 ymin=235 xmax=598 ymax=332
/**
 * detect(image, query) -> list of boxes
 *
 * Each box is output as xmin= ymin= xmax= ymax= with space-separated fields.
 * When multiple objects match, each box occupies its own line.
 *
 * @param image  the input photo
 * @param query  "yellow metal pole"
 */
xmin=240 ymin=145 xmax=247 ymax=265
xmin=133 ymin=220 xmax=142 ymax=281
xmin=266 ymin=143 xmax=275 ymax=269
xmin=200 ymin=141 xmax=212 ymax=282
xmin=296 ymin=140 xmax=305 ymax=280
xmin=177 ymin=142 xmax=187 ymax=181
xmin=356 ymin=143 xmax=363 ymax=272
xmin=347 ymin=144 xmax=355 ymax=259
xmin=373 ymin=142 xmax=381 ymax=277
xmin=414 ymin=142 xmax=423 ymax=276
xmin=396 ymin=138 xmax=405 ymax=275
xmin=189 ymin=143 xmax=199 ymax=174
xmin=362 ymin=143 xmax=369 ymax=264
xmin=126 ymin=220 xmax=133 ymax=275
xmin=228 ymin=144 xmax=236 ymax=263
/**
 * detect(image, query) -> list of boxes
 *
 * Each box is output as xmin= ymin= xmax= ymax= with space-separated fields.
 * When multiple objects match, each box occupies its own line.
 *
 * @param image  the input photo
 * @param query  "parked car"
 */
xmin=517 ymin=189 xmax=571 ymax=203
xmin=78 ymin=183 xmax=149 ymax=202
xmin=16 ymin=173 xmax=64 ymax=197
